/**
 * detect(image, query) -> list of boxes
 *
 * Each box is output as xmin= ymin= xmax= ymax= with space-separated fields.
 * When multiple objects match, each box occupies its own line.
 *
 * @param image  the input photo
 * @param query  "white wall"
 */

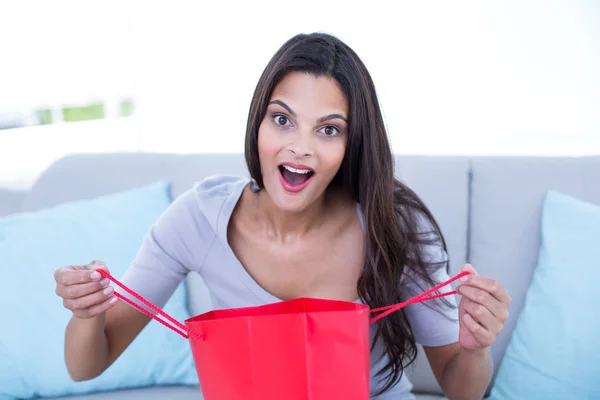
xmin=1 ymin=0 xmax=599 ymax=185
xmin=130 ymin=0 xmax=600 ymax=155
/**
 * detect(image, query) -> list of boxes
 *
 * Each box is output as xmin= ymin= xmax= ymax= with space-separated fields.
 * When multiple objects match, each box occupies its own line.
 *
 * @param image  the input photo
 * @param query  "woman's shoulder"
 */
xmin=169 ymin=173 xmax=246 ymax=208
xmin=137 ymin=174 xmax=249 ymax=266
xmin=155 ymin=174 xmax=249 ymax=231
xmin=192 ymin=174 xmax=250 ymax=197
xmin=167 ymin=173 xmax=244 ymax=204
xmin=165 ymin=174 xmax=249 ymax=232
xmin=189 ymin=174 xmax=249 ymax=213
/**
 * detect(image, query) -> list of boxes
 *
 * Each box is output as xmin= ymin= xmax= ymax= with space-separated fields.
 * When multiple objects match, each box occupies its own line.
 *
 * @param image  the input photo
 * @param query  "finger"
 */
xmin=56 ymin=278 xmax=111 ymax=299
xmin=55 ymin=267 xmax=98 ymax=286
xmin=462 ymin=312 xmax=495 ymax=348
xmin=458 ymin=285 xmax=509 ymax=322
xmin=64 ymin=285 xmax=115 ymax=312
xmin=70 ymin=260 xmax=106 ymax=272
xmin=89 ymin=260 xmax=110 ymax=279
xmin=461 ymin=263 xmax=478 ymax=276
xmin=76 ymin=294 xmax=119 ymax=319
xmin=460 ymin=274 xmax=511 ymax=305
xmin=461 ymin=298 xmax=503 ymax=335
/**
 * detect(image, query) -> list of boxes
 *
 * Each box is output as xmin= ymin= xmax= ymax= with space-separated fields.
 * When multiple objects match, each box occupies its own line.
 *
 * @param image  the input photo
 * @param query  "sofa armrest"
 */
xmin=0 ymin=187 xmax=28 ymax=217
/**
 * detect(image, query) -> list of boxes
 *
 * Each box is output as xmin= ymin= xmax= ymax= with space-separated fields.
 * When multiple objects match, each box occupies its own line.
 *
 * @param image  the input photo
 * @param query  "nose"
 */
xmin=286 ymin=130 xmax=314 ymax=157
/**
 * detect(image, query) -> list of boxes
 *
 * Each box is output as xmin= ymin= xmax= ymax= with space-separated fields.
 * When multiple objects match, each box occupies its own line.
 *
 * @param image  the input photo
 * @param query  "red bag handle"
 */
xmin=97 ymin=269 xmax=202 ymax=340
xmin=97 ymin=269 xmax=468 ymax=337
xmin=368 ymin=270 xmax=469 ymax=323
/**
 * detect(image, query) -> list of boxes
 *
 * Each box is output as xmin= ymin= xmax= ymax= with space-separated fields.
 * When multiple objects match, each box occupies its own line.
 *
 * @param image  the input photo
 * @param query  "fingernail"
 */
xmin=104 ymin=286 xmax=114 ymax=296
xmin=100 ymin=278 xmax=109 ymax=286
xmin=90 ymin=271 xmax=101 ymax=280
xmin=109 ymin=296 xmax=118 ymax=304
xmin=460 ymin=275 xmax=468 ymax=282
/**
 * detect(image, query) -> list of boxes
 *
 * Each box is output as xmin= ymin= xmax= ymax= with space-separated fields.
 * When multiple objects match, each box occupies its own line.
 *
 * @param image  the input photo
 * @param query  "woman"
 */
xmin=54 ymin=32 xmax=511 ymax=399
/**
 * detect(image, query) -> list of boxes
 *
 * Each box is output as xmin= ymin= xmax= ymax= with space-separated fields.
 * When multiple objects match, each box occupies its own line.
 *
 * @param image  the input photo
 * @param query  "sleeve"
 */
xmin=118 ymin=188 xmax=214 ymax=308
xmin=399 ymin=217 xmax=460 ymax=347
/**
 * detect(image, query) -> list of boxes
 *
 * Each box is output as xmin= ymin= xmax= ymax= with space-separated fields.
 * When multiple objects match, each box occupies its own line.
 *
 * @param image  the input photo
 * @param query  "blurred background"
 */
xmin=1 ymin=0 xmax=599 ymax=187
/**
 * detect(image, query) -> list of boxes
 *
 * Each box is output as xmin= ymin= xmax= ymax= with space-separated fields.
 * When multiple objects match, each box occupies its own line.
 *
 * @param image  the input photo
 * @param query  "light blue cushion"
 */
xmin=489 ymin=191 xmax=600 ymax=400
xmin=0 ymin=181 xmax=198 ymax=400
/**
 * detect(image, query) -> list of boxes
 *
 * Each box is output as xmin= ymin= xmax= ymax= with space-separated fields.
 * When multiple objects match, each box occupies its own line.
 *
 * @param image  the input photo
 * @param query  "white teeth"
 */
xmin=282 ymin=165 xmax=311 ymax=174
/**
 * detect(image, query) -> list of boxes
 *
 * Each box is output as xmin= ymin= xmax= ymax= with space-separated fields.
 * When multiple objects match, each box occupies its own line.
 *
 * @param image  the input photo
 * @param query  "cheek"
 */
xmin=323 ymin=140 xmax=346 ymax=170
xmin=257 ymin=124 xmax=280 ymax=165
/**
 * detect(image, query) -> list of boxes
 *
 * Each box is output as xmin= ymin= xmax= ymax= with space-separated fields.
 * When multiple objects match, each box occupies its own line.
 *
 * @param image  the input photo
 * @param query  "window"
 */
xmin=0 ymin=0 xmax=136 ymax=130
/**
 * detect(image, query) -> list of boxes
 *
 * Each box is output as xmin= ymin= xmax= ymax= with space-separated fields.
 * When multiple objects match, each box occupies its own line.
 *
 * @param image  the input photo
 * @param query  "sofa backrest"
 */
xmin=21 ymin=153 xmax=250 ymax=211
xmin=22 ymin=153 xmax=471 ymax=274
xmin=0 ymin=187 xmax=28 ymax=218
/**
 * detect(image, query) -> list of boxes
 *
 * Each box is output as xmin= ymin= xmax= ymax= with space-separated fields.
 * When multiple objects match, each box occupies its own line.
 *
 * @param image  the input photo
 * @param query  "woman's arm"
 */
xmin=424 ymin=264 xmax=511 ymax=400
xmin=58 ymin=187 xmax=208 ymax=381
xmin=424 ymin=342 xmax=492 ymax=400
xmin=64 ymin=313 xmax=108 ymax=381
xmin=56 ymin=262 xmax=151 ymax=381
xmin=64 ymin=301 xmax=150 ymax=381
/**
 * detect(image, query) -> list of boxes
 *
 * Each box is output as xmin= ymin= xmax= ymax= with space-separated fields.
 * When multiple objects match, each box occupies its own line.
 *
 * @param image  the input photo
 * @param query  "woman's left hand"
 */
xmin=456 ymin=264 xmax=511 ymax=351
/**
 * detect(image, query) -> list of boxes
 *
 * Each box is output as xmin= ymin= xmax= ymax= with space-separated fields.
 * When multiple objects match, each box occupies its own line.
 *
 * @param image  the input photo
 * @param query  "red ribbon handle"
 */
xmin=98 ymin=269 xmax=469 ymax=337
xmin=369 ymin=271 xmax=469 ymax=324
xmin=96 ymin=269 xmax=203 ymax=340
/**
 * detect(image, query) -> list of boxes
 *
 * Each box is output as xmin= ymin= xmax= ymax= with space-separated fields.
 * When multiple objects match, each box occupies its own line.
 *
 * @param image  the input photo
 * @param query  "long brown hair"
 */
xmin=244 ymin=32 xmax=452 ymax=395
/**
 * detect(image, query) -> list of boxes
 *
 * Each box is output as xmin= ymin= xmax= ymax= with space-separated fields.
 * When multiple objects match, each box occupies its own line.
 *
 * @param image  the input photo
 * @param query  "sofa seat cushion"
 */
xmin=43 ymin=385 xmax=202 ymax=400
xmin=43 ymin=386 xmax=447 ymax=400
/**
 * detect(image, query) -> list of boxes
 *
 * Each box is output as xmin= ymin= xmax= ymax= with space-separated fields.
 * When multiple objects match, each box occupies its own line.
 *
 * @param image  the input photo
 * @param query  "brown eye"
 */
xmin=275 ymin=115 xmax=290 ymax=126
xmin=318 ymin=125 xmax=340 ymax=136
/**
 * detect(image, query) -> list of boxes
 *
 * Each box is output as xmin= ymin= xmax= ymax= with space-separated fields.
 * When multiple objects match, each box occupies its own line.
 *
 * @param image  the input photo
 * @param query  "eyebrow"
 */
xmin=269 ymin=100 xmax=348 ymax=124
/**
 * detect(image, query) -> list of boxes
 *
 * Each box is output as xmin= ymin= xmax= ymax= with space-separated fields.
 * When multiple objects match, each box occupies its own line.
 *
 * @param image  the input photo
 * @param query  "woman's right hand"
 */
xmin=54 ymin=260 xmax=119 ymax=319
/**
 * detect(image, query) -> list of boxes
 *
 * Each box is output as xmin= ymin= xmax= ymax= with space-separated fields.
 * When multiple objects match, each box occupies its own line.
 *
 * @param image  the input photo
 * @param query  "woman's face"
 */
xmin=257 ymin=72 xmax=349 ymax=213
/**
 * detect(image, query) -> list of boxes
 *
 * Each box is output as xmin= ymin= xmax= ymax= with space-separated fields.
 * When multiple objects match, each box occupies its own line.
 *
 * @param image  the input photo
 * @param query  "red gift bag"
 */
xmin=99 ymin=270 xmax=467 ymax=400
xmin=188 ymin=298 xmax=370 ymax=399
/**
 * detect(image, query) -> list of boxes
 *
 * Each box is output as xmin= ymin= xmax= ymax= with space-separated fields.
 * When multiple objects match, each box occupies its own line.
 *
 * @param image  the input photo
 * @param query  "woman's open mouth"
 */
xmin=278 ymin=163 xmax=314 ymax=193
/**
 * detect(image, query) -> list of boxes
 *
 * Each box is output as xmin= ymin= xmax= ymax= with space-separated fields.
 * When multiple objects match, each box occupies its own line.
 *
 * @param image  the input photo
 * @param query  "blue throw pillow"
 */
xmin=489 ymin=191 xmax=600 ymax=400
xmin=0 ymin=181 xmax=198 ymax=400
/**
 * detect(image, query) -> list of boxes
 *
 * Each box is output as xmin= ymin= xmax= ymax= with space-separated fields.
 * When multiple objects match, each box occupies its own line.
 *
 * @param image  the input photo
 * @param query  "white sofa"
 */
xmin=2 ymin=152 xmax=599 ymax=399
